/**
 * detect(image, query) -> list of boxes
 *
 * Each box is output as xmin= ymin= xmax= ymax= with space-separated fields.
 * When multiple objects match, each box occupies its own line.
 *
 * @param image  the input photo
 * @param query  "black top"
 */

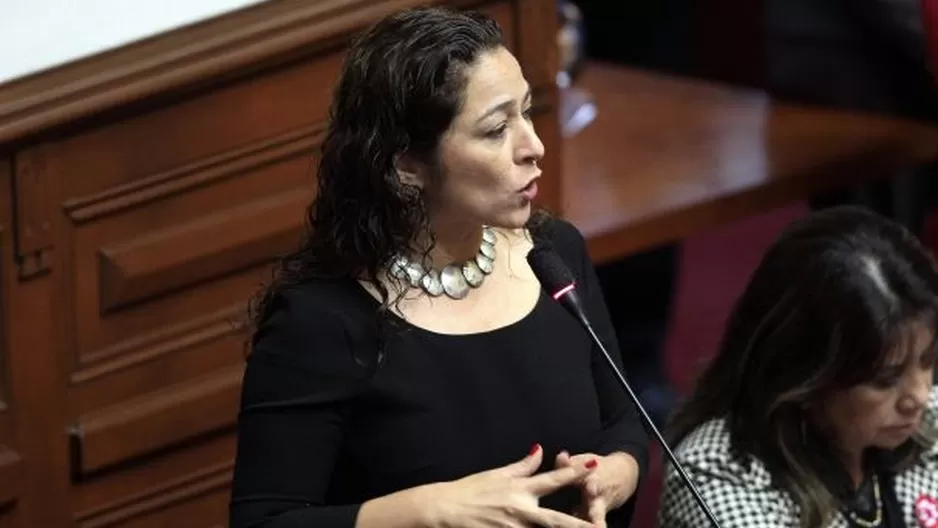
xmin=816 ymin=445 xmax=905 ymax=528
xmin=837 ymin=472 xmax=903 ymax=528
xmin=229 ymin=218 xmax=649 ymax=527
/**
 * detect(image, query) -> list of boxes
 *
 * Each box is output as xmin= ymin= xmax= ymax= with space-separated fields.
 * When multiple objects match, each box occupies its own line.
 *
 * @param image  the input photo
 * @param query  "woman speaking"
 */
xmin=228 ymin=6 xmax=647 ymax=528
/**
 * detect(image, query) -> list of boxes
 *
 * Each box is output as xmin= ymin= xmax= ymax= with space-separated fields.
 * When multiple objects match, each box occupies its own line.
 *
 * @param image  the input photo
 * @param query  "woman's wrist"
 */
xmin=605 ymin=451 xmax=641 ymax=506
xmin=412 ymin=482 xmax=449 ymax=528
xmin=357 ymin=484 xmax=440 ymax=528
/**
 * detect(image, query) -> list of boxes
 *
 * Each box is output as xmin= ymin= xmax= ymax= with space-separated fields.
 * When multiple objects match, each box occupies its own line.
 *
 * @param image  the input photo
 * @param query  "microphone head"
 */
xmin=526 ymin=241 xmax=576 ymax=297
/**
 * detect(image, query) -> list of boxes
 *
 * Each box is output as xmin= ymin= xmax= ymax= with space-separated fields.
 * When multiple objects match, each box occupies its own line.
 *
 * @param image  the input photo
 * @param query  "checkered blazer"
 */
xmin=658 ymin=387 xmax=938 ymax=527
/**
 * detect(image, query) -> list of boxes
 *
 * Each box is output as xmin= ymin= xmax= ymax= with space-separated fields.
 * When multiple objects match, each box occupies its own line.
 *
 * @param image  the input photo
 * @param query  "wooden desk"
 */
xmin=563 ymin=62 xmax=938 ymax=263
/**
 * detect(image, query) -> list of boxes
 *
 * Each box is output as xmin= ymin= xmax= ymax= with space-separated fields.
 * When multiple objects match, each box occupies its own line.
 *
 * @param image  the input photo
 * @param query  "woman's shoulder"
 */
xmin=257 ymin=278 xmax=370 ymax=329
xmin=248 ymin=278 xmax=378 ymax=371
xmin=671 ymin=418 xmax=774 ymax=490
xmin=530 ymin=215 xmax=590 ymax=272
xmin=533 ymin=215 xmax=587 ymax=250
xmin=661 ymin=418 xmax=796 ymax=526
xmin=673 ymin=419 xmax=735 ymax=468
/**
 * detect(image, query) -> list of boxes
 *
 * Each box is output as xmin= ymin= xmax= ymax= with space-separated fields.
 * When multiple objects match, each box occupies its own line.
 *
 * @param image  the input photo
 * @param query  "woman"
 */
xmin=229 ymin=6 xmax=647 ymax=528
xmin=659 ymin=206 xmax=938 ymax=528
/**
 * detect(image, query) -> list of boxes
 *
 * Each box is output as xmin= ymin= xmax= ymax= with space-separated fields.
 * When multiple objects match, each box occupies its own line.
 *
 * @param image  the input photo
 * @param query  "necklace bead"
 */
xmin=391 ymin=226 xmax=497 ymax=300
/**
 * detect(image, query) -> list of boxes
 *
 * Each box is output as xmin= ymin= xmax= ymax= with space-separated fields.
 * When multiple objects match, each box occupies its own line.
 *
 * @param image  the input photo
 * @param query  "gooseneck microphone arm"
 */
xmin=569 ymin=299 xmax=722 ymax=528
xmin=528 ymin=243 xmax=724 ymax=528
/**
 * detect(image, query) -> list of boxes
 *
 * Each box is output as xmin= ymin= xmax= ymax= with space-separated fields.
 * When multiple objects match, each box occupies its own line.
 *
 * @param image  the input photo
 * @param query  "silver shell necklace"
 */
xmin=389 ymin=226 xmax=497 ymax=300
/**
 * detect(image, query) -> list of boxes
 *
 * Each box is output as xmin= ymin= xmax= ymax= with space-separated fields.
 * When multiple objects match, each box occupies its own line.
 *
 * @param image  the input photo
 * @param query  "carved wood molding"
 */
xmin=97 ymin=189 xmax=310 ymax=313
xmin=62 ymin=124 xmax=322 ymax=224
xmin=75 ymin=461 xmax=232 ymax=528
xmin=8 ymin=151 xmax=55 ymax=279
xmin=71 ymin=304 xmax=244 ymax=384
xmin=0 ymin=0 xmax=489 ymax=147
xmin=0 ymin=226 xmax=8 ymax=409
xmin=69 ymin=365 xmax=243 ymax=476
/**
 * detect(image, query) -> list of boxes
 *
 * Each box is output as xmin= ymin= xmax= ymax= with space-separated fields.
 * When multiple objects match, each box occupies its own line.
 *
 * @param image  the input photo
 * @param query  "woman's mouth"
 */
xmin=519 ymin=179 xmax=539 ymax=201
xmin=883 ymin=422 xmax=918 ymax=434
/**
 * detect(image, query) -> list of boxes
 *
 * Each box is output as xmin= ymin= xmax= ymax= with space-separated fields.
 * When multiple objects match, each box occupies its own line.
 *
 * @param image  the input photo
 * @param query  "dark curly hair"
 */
xmin=247 ymin=7 xmax=513 ymax=347
xmin=667 ymin=206 xmax=938 ymax=528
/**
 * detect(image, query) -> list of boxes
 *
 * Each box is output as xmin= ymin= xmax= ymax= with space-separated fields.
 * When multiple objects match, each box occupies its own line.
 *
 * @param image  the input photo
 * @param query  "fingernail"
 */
xmin=529 ymin=443 xmax=541 ymax=456
xmin=585 ymin=459 xmax=598 ymax=469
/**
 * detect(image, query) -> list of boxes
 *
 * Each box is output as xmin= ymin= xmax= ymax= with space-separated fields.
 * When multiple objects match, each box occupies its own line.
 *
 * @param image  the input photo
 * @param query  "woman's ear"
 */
xmin=393 ymin=153 xmax=425 ymax=189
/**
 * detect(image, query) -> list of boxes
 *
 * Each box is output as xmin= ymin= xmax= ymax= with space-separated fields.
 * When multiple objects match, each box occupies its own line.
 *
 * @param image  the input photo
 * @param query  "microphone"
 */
xmin=527 ymin=241 xmax=724 ymax=528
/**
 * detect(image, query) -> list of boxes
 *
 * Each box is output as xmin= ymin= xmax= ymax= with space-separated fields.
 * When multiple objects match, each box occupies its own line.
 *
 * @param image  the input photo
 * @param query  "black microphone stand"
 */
xmin=580 ymin=320 xmax=724 ymax=528
xmin=527 ymin=244 xmax=723 ymax=527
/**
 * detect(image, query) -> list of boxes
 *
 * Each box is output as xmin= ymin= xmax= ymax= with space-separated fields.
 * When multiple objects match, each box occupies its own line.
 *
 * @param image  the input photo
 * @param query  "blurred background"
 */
xmin=1 ymin=0 xmax=938 ymax=526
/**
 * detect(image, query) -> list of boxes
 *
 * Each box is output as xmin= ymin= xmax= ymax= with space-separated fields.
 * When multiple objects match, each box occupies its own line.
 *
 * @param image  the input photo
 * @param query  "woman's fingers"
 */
xmin=555 ymin=450 xmax=572 ymax=468
xmin=526 ymin=506 xmax=596 ymax=528
xmin=487 ymin=443 xmax=544 ymax=479
xmin=526 ymin=461 xmax=594 ymax=496
xmin=587 ymin=495 xmax=608 ymax=527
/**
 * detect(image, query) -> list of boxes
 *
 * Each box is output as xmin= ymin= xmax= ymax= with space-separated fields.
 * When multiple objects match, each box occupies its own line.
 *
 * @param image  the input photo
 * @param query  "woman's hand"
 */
xmin=554 ymin=451 xmax=640 ymax=528
xmin=418 ymin=444 xmax=598 ymax=528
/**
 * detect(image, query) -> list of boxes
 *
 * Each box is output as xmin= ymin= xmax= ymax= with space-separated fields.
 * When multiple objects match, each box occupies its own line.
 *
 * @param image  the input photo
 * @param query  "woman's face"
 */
xmin=818 ymin=320 xmax=935 ymax=454
xmin=406 ymin=46 xmax=545 ymax=230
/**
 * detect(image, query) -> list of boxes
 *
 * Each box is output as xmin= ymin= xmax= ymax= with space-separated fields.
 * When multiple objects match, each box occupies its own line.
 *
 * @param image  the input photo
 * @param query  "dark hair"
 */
xmin=667 ymin=206 xmax=938 ymax=527
xmin=247 ymin=8 xmax=507 ymax=342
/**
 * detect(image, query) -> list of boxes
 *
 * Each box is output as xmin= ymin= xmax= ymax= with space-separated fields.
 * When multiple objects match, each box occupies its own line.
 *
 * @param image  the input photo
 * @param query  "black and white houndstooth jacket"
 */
xmin=658 ymin=387 xmax=938 ymax=527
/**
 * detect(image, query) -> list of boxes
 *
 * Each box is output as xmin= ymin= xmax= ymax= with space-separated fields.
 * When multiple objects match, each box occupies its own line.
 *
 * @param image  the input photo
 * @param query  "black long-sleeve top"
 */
xmin=229 ymin=218 xmax=649 ymax=527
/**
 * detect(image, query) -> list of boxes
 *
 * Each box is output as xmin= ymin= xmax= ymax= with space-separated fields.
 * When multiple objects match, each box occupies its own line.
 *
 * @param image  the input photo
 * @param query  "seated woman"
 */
xmin=228 ymin=6 xmax=647 ymax=528
xmin=659 ymin=206 xmax=938 ymax=528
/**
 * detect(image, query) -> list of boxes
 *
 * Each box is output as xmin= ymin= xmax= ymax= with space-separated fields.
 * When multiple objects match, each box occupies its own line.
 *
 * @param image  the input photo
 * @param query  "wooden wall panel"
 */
xmin=72 ymin=436 xmax=236 ymax=524
xmin=13 ymin=146 xmax=57 ymax=278
xmin=0 ymin=173 xmax=23 ymax=512
xmin=2 ymin=156 xmax=55 ymax=526
xmin=532 ymin=92 xmax=561 ymax=214
xmin=93 ymin=190 xmax=311 ymax=313
xmin=72 ymin=365 xmax=242 ymax=476
xmin=0 ymin=231 xmax=22 ymax=514
xmin=0 ymin=0 xmax=561 ymax=525
xmin=515 ymin=0 xmax=558 ymax=87
xmin=76 ymin=472 xmax=231 ymax=528
xmin=66 ymin=176 xmax=313 ymax=360
xmin=0 ymin=211 xmax=23 ymax=527
xmin=50 ymin=60 xmax=337 ymax=203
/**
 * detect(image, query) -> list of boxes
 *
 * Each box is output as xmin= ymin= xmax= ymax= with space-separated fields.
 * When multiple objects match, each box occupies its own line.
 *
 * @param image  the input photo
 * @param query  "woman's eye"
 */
xmin=871 ymin=367 xmax=903 ymax=388
xmin=485 ymin=110 xmax=531 ymax=139
xmin=920 ymin=346 xmax=938 ymax=369
xmin=486 ymin=124 xmax=506 ymax=138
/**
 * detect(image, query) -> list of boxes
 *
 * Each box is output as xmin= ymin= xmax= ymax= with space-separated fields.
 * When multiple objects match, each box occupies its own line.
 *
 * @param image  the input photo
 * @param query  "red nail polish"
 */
xmin=585 ymin=459 xmax=598 ymax=469
xmin=529 ymin=443 xmax=541 ymax=456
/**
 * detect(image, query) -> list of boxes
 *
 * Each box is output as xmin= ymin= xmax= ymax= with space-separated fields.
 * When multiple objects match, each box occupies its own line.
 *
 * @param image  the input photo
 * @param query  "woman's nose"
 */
xmin=898 ymin=371 xmax=931 ymax=415
xmin=515 ymin=119 xmax=544 ymax=166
